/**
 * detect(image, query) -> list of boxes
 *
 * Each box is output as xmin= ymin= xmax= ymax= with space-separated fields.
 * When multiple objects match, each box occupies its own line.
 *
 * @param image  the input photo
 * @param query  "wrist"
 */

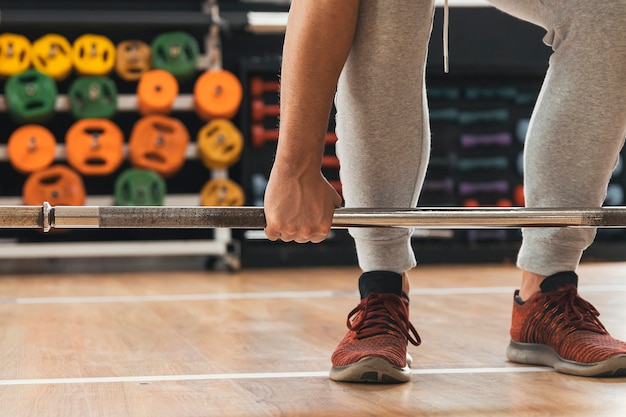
xmin=273 ymin=149 xmax=323 ymax=175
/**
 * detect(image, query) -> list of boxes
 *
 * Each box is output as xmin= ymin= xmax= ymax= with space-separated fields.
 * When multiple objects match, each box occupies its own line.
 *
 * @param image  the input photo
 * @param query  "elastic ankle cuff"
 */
xmin=359 ymin=271 xmax=403 ymax=299
xmin=540 ymin=271 xmax=578 ymax=292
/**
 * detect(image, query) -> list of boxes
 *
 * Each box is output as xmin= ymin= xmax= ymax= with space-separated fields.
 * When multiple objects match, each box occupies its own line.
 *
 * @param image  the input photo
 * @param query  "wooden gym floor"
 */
xmin=1 ymin=262 xmax=625 ymax=416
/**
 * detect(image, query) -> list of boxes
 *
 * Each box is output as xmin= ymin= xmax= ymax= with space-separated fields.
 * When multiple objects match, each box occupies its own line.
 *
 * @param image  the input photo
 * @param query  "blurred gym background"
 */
xmin=1 ymin=0 xmax=624 ymax=274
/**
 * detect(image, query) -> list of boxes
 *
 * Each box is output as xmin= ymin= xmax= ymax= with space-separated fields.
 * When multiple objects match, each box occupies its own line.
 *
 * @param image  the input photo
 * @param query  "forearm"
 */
xmin=276 ymin=0 xmax=360 ymax=171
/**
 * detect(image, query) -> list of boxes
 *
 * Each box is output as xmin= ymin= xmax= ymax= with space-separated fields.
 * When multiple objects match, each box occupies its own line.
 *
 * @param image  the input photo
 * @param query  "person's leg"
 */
xmin=489 ymin=0 xmax=626 ymax=376
xmin=335 ymin=0 xmax=433 ymax=278
xmin=331 ymin=0 xmax=434 ymax=383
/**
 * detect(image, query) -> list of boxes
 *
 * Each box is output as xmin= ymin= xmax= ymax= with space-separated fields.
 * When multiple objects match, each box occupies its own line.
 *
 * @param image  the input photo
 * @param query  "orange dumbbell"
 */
xmin=194 ymin=69 xmax=243 ymax=120
xmin=7 ymin=125 xmax=57 ymax=174
xmin=463 ymin=198 xmax=512 ymax=208
xmin=128 ymin=115 xmax=190 ymax=177
xmin=322 ymin=155 xmax=340 ymax=169
xmin=23 ymin=165 xmax=86 ymax=206
xmin=115 ymin=40 xmax=152 ymax=81
xmin=249 ymin=76 xmax=279 ymax=98
xmin=250 ymin=124 xmax=277 ymax=147
xmin=496 ymin=198 xmax=513 ymax=207
xmin=251 ymin=98 xmax=279 ymax=122
xmin=65 ymin=119 xmax=124 ymax=176
xmin=251 ymin=123 xmax=337 ymax=148
xmin=137 ymin=69 xmax=179 ymax=115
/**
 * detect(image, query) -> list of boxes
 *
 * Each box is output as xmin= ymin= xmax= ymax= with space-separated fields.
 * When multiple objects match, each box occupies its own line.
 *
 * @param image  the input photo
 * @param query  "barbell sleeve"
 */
xmin=0 ymin=205 xmax=46 ymax=229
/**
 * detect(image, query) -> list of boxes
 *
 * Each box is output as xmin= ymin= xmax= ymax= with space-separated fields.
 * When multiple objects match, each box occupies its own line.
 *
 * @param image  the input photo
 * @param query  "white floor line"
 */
xmin=0 ymin=366 xmax=552 ymax=386
xmin=2 ymin=285 xmax=626 ymax=305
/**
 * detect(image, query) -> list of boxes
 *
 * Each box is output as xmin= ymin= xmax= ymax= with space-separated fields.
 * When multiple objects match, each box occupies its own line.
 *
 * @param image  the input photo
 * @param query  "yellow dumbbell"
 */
xmin=200 ymin=179 xmax=245 ymax=206
xmin=32 ymin=34 xmax=73 ymax=81
xmin=72 ymin=34 xmax=116 ymax=76
xmin=0 ymin=33 xmax=32 ymax=77
xmin=197 ymin=119 xmax=244 ymax=170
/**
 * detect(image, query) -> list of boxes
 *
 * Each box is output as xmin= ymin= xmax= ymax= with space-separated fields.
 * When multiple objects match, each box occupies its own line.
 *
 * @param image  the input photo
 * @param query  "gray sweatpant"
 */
xmin=335 ymin=0 xmax=626 ymax=276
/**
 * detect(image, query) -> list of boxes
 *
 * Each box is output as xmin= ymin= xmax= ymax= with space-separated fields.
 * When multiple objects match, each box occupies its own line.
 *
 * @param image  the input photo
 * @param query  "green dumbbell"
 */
xmin=151 ymin=31 xmax=199 ymax=82
xmin=114 ymin=168 xmax=167 ymax=206
xmin=4 ymin=69 xmax=57 ymax=124
xmin=68 ymin=76 xmax=118 ymax=119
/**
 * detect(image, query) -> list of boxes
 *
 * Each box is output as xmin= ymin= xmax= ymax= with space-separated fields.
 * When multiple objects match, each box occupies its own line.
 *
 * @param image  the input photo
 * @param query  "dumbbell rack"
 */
xmin=0 ymin=0 xmax=243 ymax=272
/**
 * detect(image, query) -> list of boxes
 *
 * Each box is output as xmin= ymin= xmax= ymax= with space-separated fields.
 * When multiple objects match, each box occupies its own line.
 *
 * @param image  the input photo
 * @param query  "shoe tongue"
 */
xmin=540 ymin=271 xmax=579 ymax=292
xmin=358 ymin=271 xmax=403 ymax=299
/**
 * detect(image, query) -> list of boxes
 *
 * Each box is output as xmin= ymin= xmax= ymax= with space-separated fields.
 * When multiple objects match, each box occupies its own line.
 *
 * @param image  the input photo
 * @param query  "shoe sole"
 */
xmin=507 ymin=340 xmax=626 ymax=377
xmin=330 ymin=357 xmax=411 ymax=383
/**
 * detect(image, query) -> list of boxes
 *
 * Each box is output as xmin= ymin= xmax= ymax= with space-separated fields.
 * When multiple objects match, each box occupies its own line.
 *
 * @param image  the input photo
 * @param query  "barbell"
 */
xmin=2 ymin=203 xmax=626 ymax=232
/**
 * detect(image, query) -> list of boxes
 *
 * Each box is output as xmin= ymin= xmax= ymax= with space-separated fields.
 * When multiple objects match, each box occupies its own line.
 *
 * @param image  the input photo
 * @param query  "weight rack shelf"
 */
xmin=0 ymin=142 xmax=205 ymax=162
xmin=0 ymin=93 xmax=198 ymax=114
xmin=0 ymin=194 xmax=203 ymax=207
xmin=0 ymin=10 xmax=214 ymax=28
xmin=0 ymin=239 xmax=232 ymax=260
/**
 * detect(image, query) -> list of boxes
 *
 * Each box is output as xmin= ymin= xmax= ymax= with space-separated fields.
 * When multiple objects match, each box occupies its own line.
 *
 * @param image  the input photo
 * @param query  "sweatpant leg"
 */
xmin=334 ymin=0 xmax=435 ymax=273
xmin=488 ymin=0 xmax=626 ymax=275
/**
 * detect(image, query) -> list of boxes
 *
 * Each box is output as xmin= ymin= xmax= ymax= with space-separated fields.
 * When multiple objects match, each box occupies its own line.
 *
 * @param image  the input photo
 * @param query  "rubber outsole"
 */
xmin=507 ymin=340 xmax=626 ymax=377
xmin=330 ymin=357 xmax=412 ymax=383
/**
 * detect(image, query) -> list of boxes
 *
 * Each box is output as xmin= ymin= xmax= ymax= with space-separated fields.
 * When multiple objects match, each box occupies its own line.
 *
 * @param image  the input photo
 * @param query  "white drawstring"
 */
xmin=443 ymin=0 xmax=449 ymax=73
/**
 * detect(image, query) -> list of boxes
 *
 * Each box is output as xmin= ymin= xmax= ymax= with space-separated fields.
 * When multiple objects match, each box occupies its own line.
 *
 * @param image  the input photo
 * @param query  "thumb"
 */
xmin=334 ymin=191 xmax=343 ymax=208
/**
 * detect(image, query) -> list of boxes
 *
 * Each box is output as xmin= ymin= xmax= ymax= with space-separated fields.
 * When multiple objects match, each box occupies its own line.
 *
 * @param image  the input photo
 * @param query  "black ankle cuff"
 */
xmin=359 ymin=271 xmax=403 ymax=299
xmin=540 ymin=271 xmax=578 ymax=292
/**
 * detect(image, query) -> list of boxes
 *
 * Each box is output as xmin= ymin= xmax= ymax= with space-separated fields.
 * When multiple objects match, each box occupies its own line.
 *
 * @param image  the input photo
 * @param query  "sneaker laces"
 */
xmin=551 ymin=286 xmax=608 ymax=335
xmin=346 ymin=293 xmax=421 ymax=346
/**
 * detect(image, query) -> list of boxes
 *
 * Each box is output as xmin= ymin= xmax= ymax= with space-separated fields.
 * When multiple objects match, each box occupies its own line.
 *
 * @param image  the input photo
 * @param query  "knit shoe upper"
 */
xmin=330 ymin=271 xmax=421 ymax=383
xmin=508 ymin=271 xmax=626 ymax=377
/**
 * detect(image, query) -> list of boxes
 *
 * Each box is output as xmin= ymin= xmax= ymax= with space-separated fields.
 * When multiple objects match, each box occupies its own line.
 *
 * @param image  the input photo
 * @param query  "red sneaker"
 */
xmin=330 ymin=271 xmax=421 ymax=383
xmin=508 ymin=271 xmax=626 ymax=377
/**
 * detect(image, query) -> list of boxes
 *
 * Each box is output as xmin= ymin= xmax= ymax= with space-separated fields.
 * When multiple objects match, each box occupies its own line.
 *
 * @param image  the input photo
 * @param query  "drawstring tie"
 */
xmin=443 ymin=0 xmax=449 ymax=73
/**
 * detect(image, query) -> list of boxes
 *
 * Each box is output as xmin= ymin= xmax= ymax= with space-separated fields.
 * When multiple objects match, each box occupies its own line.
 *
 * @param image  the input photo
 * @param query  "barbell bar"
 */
xmin=2 ymin=203 xmax=626 ymax=232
